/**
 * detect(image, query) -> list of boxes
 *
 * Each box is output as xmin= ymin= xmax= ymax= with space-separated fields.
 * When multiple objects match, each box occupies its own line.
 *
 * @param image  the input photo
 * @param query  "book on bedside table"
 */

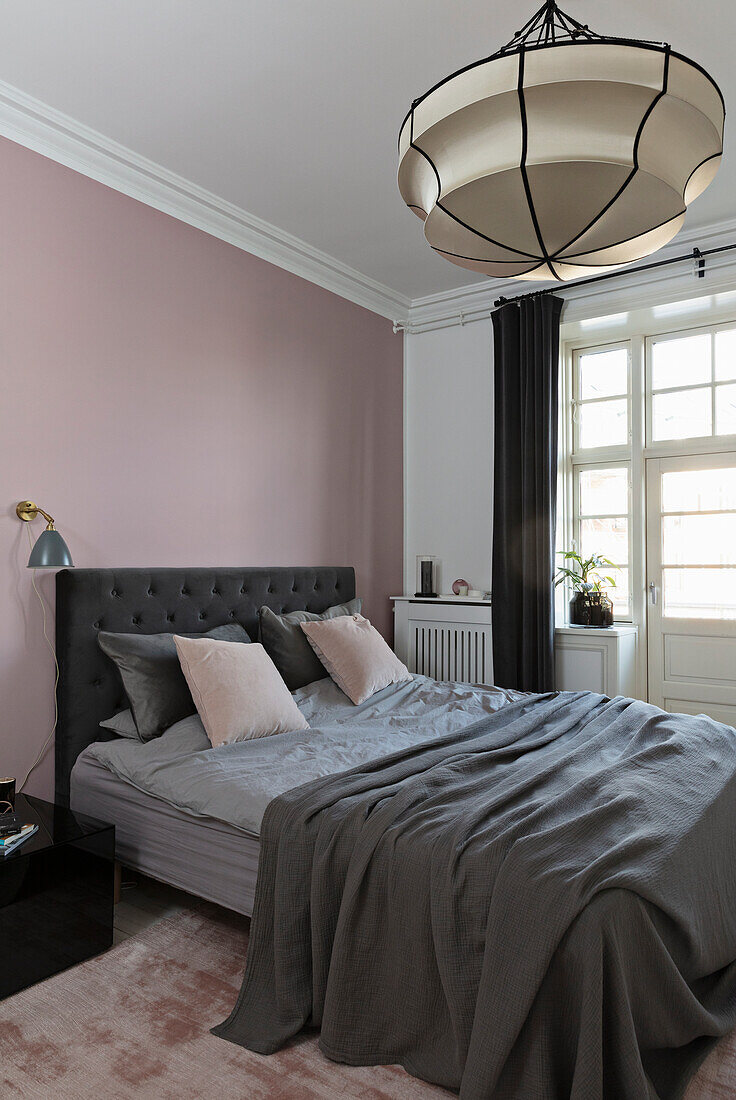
xmin=0 ymin=823 xmax=38 ymax=855
xmin=0 ymin=812 xmax=23 ymax=838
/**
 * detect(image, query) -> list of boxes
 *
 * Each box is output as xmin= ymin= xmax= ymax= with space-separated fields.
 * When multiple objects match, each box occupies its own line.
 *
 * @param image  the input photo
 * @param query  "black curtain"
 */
xmin=491 ymin=294 xmax=563 ymax=691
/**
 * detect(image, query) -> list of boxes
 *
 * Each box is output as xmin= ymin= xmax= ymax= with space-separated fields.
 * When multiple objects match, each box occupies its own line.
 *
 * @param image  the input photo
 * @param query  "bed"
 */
xmin=62 ymin=566 xmax=515 ymax=913
xmin=59 ymin=566 xmax=736 ymax=1099
xmin=61 ymin=566 xmax=357 ymax=912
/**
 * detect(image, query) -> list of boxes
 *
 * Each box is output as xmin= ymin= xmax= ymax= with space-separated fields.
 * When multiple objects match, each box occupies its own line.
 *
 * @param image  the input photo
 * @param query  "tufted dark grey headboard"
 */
xmin=55 ymin=566 xmax=355 ymax=806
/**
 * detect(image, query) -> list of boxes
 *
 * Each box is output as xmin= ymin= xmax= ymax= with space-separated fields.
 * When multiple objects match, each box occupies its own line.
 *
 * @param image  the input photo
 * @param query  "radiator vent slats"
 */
xmin=410 ymin=622 xmax=492 ymax=685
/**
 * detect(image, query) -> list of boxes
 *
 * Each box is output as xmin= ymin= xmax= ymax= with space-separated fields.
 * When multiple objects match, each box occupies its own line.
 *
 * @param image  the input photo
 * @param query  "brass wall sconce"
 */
xmin=16 ymin=501 xmax=74 ymax=568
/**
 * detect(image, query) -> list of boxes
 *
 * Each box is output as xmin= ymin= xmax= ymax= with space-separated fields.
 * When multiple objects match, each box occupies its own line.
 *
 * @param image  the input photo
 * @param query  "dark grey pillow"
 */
xmin=100 ymin=709 xmax=139 ymax=739
xmin=258 ymin=599 xmax=361 ymax=691
xmin=98 ymin=622 xmax=250 ymax=741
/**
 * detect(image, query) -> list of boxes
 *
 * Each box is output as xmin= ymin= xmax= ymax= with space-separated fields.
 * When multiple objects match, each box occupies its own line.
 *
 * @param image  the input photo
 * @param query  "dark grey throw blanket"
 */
xmin=214 ymin=691 xmax=736 ymax=1099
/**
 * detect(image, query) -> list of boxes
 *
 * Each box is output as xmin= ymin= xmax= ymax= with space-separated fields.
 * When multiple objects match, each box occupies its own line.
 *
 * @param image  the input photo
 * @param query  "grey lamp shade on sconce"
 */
xmin=27 ymin=529 xmax=74 ymax=569
xmin=16 ymin=500 xmax=74 ymax=568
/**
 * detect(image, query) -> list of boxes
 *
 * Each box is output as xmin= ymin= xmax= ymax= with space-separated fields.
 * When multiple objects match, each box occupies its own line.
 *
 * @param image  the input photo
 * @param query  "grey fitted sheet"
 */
xmin=81 ymin=675 xmax=522 ymax=836
xmin=70 ymin=753 xmax=260 ymax=916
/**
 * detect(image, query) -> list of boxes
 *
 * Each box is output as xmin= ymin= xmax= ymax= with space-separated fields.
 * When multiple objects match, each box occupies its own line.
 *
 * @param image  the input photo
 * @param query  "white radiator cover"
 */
xmin=392 ymin=598 xmax=493 ymax=686
xmin=554 ymin=625 xmax=638 ymax=698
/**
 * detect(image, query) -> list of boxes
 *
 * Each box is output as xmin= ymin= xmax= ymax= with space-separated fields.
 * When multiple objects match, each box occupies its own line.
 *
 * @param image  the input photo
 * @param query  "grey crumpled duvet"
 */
xmin=83 ymin=674 xmax=521 ymax=836
xmin=214 ymin=690 xmax=736 ymax=1100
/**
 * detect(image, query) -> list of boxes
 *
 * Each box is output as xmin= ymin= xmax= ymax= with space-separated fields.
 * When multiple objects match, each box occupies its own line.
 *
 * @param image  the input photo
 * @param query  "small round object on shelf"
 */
xmin=452 ymin=578 xmax=469 ymax=596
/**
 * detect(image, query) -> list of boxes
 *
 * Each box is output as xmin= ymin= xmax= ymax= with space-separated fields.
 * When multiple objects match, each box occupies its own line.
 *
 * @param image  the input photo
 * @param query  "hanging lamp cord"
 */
xmin=18 ymin=524 xmax=60 ymax=793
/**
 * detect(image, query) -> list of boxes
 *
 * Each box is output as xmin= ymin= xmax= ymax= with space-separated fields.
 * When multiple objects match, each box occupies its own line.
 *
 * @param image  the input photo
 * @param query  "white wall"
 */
xmin=404 ymin=320 xmax=494 ymax=596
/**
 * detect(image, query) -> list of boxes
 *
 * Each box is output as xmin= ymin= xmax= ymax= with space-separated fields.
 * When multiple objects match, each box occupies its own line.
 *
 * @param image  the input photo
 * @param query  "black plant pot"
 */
xmin=569 ymin=590 xmax=614 ymax=628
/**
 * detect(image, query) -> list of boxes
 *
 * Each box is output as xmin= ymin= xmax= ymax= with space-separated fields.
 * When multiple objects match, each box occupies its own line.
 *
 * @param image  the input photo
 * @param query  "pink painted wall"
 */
xmin=0 ymin=137 xmax=403 ymax=801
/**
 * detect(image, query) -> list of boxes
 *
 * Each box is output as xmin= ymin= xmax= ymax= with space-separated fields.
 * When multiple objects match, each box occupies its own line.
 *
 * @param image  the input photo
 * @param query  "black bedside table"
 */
xmin=0 ymin=794 xmax=115 ymax=999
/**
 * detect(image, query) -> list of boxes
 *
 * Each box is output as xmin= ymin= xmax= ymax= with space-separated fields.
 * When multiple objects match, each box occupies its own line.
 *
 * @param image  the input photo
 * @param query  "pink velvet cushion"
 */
xmin=173 ymin=636 xmax=309 ymax=747
xmin=300 ymin=614 xmax=412 ymax=705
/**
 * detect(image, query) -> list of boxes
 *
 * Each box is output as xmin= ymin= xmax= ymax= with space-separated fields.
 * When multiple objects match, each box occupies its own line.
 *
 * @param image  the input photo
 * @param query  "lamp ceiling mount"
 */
xmin=496 ymin=0 xmax=664 ymax=56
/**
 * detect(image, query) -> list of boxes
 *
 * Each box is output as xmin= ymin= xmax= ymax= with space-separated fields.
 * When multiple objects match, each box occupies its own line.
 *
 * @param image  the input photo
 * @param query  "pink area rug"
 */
xmin=0 ymin=904 xmax=451 ymax=1099
xmin=0 ymin=903 xmax=733 ymax=1099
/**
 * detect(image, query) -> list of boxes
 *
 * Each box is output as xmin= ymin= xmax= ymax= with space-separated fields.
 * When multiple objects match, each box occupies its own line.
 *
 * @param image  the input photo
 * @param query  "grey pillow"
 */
xmin=98 ymin=622 xmax=250 ymax=741
xmin=100 ymin=709 xmax=139 ymax=739
xmin=258 ymin=599 xmax=361 ymax=691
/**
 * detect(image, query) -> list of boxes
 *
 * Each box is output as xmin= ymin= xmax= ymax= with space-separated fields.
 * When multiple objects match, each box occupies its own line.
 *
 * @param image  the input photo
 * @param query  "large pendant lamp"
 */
xmin=398 ymin=0 xmax=725 ymax=282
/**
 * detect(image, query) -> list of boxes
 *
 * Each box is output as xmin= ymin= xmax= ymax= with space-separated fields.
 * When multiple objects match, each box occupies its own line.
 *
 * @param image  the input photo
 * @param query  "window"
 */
xmin=563 ymin=313 xmax=736 ymax=628
xmin=570 ymin=345 xmax=632 ymax=619
xmin=660 ymin=466 xmax=736 ymax=620
xmin=575 ymin=465 xmax=631 ymax=617
xmin=648 ymin=326 xmax=736 ymax=443
xmin=575 ymin=345 xmax=629 ymax=450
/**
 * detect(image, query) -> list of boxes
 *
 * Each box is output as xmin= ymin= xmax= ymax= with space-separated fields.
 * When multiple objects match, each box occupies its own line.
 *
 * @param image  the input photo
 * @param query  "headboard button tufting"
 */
xmin=53 ymin=566 xmax=355 ymax=808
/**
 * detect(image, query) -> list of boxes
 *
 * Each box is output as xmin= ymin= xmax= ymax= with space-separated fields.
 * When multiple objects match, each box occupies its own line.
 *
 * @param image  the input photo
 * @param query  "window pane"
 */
xmin=716 ymin=383 xmax=736 ymax=436
xmin=578 ymin=399 xmax=628 ymax=449
xmin=651 ymin=387 xmax=712 ymax=441
xmin=662 ymin=568 xmax=736 ymax=620
xmin=579 ymin=467 xmax=629 ymax=516
xmin=651 ymin=333 xmax=710 ymax=390
xmin=663 ymin=514 xmax=736 ymax=566
xmin=662 ymin=467 xmax=736 ymax=513
xmin=579 ymin=348 xmax=628 ymax=399
xmin=715 ymin=329 xmax=736 ymax=381
xmin=580 ymin=516 xmax=628 ymax=568
xmin=608 ymin=567 xmax=630 ymax=617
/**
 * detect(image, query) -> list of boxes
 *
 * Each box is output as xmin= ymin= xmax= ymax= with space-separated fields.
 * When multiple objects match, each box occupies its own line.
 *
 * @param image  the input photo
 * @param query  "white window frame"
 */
xmin=572 ymin=458 xmax=633 ymax=620
xmin=572 ymin=341 xmax=631 ymax=455
xmin=560 ymin=296 xmax=736 ymax=699
xmin=646 ymin=320 xmax=736 ymax=447
xmin=568 ymin=341 xmax=633 ymax=621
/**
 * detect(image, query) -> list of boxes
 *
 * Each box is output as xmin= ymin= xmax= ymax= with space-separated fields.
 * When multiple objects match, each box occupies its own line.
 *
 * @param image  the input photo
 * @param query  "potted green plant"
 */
xmin=555 ymin=550 xmax=616 ymax=627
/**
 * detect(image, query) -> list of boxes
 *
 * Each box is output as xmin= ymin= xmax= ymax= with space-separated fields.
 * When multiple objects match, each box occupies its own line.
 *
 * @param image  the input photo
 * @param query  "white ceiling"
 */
xmin=0 ymin=0 xmax=733 ymax=302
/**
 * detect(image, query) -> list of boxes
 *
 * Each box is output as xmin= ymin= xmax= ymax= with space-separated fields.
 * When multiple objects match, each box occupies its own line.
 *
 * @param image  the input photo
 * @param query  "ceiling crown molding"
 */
xmin=4 ymin=76 xmax=732 ymax=332
xmin=402 ymin=215 xmax=736 ymax=334
xmin=0 ymin=78 xmax=410 ymax=321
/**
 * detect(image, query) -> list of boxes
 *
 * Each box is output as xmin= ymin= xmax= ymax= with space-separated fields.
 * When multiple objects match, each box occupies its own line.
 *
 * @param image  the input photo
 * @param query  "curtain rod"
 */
xmin=494 ymin=243 xmax=736 ymax=308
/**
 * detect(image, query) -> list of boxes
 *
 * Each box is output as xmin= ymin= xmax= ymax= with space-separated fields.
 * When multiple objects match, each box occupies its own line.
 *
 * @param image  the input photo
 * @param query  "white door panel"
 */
xmin=662 ymin=698 xmax=736 ymax=726
xmin=647 ymin=453 xmax=736 ymax=721
xmin=664 ymin=634 xmax=736 ymax=683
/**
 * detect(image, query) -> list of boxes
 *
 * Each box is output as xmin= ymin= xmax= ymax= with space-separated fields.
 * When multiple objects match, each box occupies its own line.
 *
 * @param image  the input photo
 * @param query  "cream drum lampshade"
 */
xmin=398 ymin=1 xmax=725 ymax=282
